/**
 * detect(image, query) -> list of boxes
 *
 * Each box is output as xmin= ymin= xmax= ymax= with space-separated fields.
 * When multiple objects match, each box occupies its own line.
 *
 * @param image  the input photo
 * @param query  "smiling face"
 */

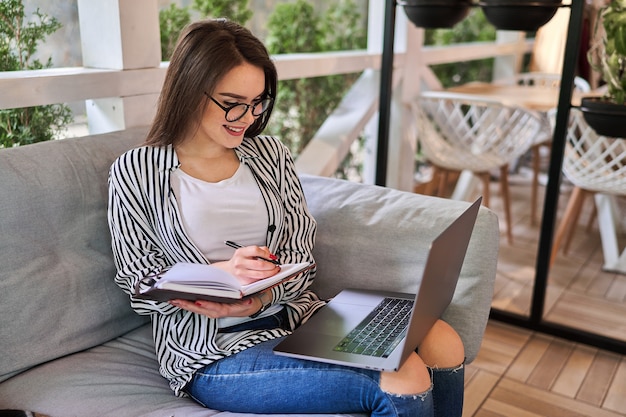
xmin=146 ymin=20 xmax=277 ymax=148
xmin=186 ymin=62 xmax=266 ymax=153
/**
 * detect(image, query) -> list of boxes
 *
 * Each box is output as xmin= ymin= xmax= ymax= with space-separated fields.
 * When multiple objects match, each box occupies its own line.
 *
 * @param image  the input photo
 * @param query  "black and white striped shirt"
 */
xmin=107 ymin=135 xmax=325 ymax=395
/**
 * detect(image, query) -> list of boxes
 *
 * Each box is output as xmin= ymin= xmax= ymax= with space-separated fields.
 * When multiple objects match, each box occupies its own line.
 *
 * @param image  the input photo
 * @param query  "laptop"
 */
xmin=273 ymin=197 xmax=481 ymax=372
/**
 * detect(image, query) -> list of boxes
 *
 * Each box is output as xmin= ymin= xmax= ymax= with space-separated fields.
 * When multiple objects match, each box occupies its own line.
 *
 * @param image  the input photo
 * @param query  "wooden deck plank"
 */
xmin=606 ymin=274 xmax=626 ymax=302
xmin=545 ymin=292 xmax=626 ymax=340
xmin=587 ymin=272 xmax=618 ymax=298
xmin=577 ymin=351 xmax=621 ymax=407
xmin=526 ymin=338 xmax=573 ymax=390
xmin=483 ymin=321 xmax=532 ymax=347
xmin=465 ymin=321 xmax=626 ymax=416
xmin=568 ymin=269 xmax=593 ymax=293
xmin=489 ymin=383 xmax=588 ymax=417
xmin=551 ymin=343 xmax=597 ymax=398
xmin=505 ymin=334 xmax=552 ymax=382
xmin=462 ymin=369 xmax=500 ymax=417
xmin=491 ymin=280 xmax=527 ymax=314
xmin=482 ymin=398 xmax=546 ymax=417
xmin=470 ymin=346 xmax=516 ymax=376
xmin=474 ymin=410 xmax=504 ymax=417
xmin=604 ymin=358 xmax=626 ymax=413
xmin=496 ymin=378 xmax=625 ymax=417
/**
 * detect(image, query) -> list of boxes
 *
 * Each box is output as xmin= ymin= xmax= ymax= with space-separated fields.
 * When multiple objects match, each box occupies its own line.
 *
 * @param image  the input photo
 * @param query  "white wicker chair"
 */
xmin=413 ymin=91 xmax=542 ymax=244
xmin=550 ymin=108 xmax=626 ymax=272
xmin=494 ymin=72 xmax=591 ymax=225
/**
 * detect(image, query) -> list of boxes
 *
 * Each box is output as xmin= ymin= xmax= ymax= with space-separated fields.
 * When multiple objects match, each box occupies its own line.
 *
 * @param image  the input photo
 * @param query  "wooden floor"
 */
xmin=464 ymin=320 xmax=626 ymax=416
xmin=416 ymin=167 xmax=626 ymax=416
xmin=488 ymin=170 xmax=626 ymax=341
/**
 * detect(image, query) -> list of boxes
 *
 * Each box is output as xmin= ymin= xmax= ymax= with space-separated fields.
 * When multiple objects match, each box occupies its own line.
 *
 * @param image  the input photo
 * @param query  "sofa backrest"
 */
xmin=0 ymin=128 xmax=150 ymax=382
xmin=300 ymin=175 xmax=499 ymax=363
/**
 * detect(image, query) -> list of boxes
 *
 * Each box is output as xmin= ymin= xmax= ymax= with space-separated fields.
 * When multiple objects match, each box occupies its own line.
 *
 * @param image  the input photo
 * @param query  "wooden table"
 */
xmin=446 ymin=81 xmax=584 ymax=111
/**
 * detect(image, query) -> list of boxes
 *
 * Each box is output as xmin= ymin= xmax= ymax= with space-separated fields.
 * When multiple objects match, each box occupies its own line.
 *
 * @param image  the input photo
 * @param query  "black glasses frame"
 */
xmin=205 ymin=93 xmax=273 ymax=122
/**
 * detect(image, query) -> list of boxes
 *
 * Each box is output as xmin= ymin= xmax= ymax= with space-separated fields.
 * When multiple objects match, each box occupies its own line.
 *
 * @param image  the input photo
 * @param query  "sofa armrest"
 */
xmin=299 ymin=175 xmax=499 ymax=363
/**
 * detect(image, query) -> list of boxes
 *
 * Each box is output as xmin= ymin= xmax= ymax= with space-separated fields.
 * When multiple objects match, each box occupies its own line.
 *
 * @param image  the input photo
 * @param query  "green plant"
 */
xmin=192 ymin=0 xmax=252 ymax=26
xmin=0 ymin=0 xmax=73 ymax=147
xmin=264 ymin=0 xmax=366 ymax=156
xmin=424 ymin=9 xmax=497 ymax=87
xmin=159 ymin=3 xmax=191 ymax=61
xmin=159 ymin=0 xmax=252 ymax=61
xmin=588 ymin=0 xmax=626 ymax=104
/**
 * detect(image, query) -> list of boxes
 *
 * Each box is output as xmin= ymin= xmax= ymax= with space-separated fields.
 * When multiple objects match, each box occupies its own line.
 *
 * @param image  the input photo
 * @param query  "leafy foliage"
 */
xmin=159 ymin=3 xmax=191 ymax=61
xmin=0 ymin=0 xmax=73 ymax=147
xmin=424 ymin=9 xmax=497 ymax=87
xmin=159 ymin=0 xmax=252 ymax=61
xmin=192 ymin=0 xmax=252 ymax=26
xmin=264 ymin=0 xmax=366 ymax=156
xmin=588 ymin=0 xmax=626 ymax=104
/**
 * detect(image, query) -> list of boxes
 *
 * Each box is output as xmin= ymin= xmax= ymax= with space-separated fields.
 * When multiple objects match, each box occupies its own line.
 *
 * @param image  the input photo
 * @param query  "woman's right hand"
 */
xmin=213 ymin=245 xmax=280 ymax=285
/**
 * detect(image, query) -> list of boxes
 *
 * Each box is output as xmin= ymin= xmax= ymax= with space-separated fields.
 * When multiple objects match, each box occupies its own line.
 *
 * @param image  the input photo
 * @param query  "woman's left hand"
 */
xmin=169 ymin=296 xmax=261 ymax=319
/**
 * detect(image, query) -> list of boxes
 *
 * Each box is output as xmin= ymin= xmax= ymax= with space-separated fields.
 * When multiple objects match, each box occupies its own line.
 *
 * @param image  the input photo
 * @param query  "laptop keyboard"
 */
xmin=333 ymin=297 xmax=413 ymax=358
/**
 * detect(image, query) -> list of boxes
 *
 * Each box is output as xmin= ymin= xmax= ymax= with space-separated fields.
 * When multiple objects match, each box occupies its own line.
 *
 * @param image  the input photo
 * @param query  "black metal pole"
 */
xmin=529 ymin=0 xmax=585 ymax=324
xmin=375 ymin=0 xmax=397 ymax=187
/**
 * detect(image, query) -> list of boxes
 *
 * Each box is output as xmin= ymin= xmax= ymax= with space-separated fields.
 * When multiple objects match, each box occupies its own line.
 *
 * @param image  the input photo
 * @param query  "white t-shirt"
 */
xmin=171 ymin=162 xmax=281 ymax=328
xmin=171 ymin=163 xmax=268 ymax=262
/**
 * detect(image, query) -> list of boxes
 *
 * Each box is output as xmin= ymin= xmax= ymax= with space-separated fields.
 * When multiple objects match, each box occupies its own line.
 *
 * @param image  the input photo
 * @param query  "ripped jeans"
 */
xmin=184 ymin=337 xmax=464 ymax=417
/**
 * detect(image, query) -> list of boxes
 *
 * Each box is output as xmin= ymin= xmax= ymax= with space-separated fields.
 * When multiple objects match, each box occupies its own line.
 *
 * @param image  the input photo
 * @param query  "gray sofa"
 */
xmin=0 ymin=127 xmax=499 ymax=417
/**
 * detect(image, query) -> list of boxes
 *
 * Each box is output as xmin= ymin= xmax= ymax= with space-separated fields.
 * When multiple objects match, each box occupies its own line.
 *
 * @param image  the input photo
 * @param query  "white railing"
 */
xmin=0 ymin=51 xmax=384 ymax=110
xmin=0 ymin=42 xmax=531 ymax=110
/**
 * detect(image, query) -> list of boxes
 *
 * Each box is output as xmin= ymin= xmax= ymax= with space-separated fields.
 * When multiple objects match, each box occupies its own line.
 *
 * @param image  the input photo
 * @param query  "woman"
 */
xmin=107 ymin=18 xmax=464 ymax=417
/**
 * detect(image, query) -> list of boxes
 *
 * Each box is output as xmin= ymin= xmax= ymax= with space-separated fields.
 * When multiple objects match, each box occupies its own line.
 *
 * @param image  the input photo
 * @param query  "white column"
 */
xmin=77 ymin=0 xmax=161 ymax=134
xmin=492 ymin=31 xmax=526 ymax=81
xmin=386 ymin=9 xmax=416 ymax=192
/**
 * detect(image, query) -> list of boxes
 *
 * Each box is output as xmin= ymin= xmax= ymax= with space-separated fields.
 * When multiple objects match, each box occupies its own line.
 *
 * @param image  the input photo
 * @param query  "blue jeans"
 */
xmin=185 ymin=336 xmax=464 ymax=417
xmin=430 ymin=362 xmax=465 ymax=417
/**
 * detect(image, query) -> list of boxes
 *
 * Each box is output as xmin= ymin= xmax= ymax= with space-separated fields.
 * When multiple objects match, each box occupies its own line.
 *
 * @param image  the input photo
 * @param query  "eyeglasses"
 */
xmin=205 ymin=93 xmax=273 ymax=122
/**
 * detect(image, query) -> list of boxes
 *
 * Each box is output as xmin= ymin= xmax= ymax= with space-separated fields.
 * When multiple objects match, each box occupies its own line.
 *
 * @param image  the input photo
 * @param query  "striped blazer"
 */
xmin=107 ymin=135 xmax=326 ymax=395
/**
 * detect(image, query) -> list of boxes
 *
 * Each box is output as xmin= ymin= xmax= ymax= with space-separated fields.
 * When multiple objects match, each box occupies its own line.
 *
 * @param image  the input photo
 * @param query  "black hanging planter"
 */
xmin=580 ymin=97 xmax=626 ymax=138
xmin=399 ymin=0 xmax=472 ymax=29
xmin=478 ymin=0 xmax=562 ymax=31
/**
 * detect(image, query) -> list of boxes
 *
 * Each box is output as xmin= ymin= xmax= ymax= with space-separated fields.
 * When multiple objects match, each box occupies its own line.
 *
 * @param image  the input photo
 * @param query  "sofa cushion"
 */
xmin=300 ymin=175 xmax=499 ymax=363
xmin=0 ymin=128 xmax=150 ymax=382
xmin=0 ymin=325 xmax=203 ymax=417
xmin=0 ymin=324 xmax=365 ymax=417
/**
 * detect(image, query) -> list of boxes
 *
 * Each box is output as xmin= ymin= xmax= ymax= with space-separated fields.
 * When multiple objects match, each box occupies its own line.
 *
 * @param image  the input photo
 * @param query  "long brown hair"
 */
xmin=145 ymin=19 xmax=277 ymax=147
